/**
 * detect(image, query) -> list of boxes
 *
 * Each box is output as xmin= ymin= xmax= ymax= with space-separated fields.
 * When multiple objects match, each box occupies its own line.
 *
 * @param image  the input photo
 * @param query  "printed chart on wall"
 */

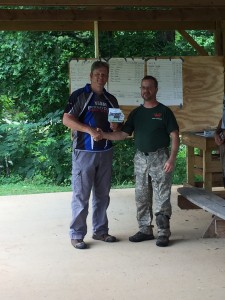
xmin=69 ymin=59 xmax=96 ymax=93
xmin=147 ymin=58 xmax=183 ymax=106
xmin=108 ymin=58 xmax=145 ymax=106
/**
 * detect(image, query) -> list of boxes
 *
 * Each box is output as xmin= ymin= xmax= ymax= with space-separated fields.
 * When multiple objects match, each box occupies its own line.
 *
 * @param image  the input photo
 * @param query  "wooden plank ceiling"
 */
xmin=0 ymin=0 xmax=225 ymax=31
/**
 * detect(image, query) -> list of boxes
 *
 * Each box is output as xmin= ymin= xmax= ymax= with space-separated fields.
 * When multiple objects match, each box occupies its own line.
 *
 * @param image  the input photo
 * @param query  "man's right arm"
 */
xmin=62 ymin=113 xmax=100 ymax=140
xmin=101 ymin=130 xmax=129 ymax=141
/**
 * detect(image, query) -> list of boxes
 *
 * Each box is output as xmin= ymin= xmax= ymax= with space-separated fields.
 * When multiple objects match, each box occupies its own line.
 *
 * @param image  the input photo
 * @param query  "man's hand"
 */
xmin=214 ymin=132 xmax=224 ymax=145
xmin=164 ymin=158 xmax=175 ymax=173
xmin=92 ymin=128 xmax=103 ymax=141
xmin=89 ymin=128 xmax=102 ymax=141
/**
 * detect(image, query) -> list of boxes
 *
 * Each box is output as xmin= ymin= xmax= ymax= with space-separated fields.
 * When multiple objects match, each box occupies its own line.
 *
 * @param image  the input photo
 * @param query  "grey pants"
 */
xmin=69 ymin=149 xmax=113 ymax=240
xmin=134 ymin=149 xmax=172 ymax=237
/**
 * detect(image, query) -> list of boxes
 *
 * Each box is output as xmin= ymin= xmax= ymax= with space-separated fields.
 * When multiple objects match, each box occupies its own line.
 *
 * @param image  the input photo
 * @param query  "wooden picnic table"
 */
xmin=182 ymin=131 xmax=223 ymax=191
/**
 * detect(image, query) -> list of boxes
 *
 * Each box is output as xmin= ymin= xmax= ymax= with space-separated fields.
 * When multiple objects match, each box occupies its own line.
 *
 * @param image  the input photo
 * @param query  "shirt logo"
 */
xmin=88 ymin=105 xmax=108 ymax=113
xmin=152 ymin=112 xmax=162 ymax=120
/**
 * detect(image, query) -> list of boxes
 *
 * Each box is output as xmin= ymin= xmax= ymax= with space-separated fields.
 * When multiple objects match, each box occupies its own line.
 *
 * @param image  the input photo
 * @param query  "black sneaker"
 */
xmin=71 ymin=239 xmax=87 ymax=249
xmin=129 ymin=231 xmax=154 ymax=242
xmin=156 ymin=236 xmax=169 ymax=247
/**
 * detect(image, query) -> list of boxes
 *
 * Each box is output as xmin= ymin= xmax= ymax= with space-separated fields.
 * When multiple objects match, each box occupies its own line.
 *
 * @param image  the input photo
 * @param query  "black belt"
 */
xmin=142 ymin=148 xmax=167 ymax=156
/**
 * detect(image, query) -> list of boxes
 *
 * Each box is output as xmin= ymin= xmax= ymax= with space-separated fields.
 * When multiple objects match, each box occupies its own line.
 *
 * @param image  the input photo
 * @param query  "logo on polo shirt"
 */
xmin=152 ymin=113 xmax=162 ymax=120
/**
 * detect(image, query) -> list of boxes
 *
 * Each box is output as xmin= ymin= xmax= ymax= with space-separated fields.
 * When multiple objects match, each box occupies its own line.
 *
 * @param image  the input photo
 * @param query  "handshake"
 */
xmin=93 ymin=128 xmax=104 ymax=142
xmin=90 ymin=122 xmax=119 ymax=142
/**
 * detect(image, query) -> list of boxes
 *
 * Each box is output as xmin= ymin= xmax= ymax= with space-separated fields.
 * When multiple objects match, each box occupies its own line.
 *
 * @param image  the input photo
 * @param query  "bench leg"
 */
xmin=202 ymin=216 xmax=225 ymax=238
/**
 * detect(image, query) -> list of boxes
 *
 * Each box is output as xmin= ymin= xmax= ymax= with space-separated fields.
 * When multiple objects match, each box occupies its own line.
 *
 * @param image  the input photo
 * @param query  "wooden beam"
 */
xmin=99 ymin=21 xmax=216 ymax=31
xmin=0 ymin=2 xmax=223 ymax=32
xmin=223 ymin=29 xmax=225 ymax=57
xmin=0 ymin=21 xmax=94 ymax=31
xmin=1 ymin=0 xmax=225 ymax=7
xmin=215 ymin=21 xmax=224 ymax=55
xmin=178 ymin=29 xmax=209 ymax=55
xmin=0 ymin=21 xmax=216 ymax=31
xmin=0 ymin=8 xmax=224 ymax=22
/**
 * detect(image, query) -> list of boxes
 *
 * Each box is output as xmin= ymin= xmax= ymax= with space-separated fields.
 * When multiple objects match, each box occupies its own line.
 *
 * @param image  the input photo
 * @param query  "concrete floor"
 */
xmin=0 ymin=186 xmax=225 ymax=300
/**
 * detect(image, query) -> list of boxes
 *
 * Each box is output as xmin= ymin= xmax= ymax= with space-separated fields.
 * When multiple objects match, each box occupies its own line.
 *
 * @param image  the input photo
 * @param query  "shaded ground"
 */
xmin=0 ymin=186 xmax=224 ymax=300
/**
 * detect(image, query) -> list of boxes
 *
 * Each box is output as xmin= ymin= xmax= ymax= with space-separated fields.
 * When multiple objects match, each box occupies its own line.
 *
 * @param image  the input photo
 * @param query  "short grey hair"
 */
xmin=91 ymin=61 xmax=109 ymax=74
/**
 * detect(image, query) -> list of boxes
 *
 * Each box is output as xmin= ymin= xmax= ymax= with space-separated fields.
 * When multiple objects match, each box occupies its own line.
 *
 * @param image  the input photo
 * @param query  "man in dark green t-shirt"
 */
xmin=98 ymin=75 xmax=180 ymax=247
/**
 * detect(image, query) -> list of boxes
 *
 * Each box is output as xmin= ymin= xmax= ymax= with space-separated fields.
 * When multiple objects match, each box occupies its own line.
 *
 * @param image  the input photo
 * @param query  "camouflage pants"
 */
xmin=134 ymin=149 xmax=172 ymax=237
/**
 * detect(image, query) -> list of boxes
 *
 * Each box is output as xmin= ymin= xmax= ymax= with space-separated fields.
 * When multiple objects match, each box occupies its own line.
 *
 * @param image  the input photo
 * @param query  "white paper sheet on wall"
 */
xmin=147 ymin=58 xmax=183 ymax=106
xmin=69 ymin=59 xmax=97 ymax=93
xmin=69 ymin=58 xmax=183 ymax=107
xmin=108 ymin=58 xmax=145 ymax=106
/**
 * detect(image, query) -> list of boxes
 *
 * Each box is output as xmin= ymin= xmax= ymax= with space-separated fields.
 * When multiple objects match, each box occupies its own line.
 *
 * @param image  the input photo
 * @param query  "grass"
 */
xmin=0 ymin=182 xmax=135 ymax=196
xmin=0 ymin=182 xmax=72 ymax=196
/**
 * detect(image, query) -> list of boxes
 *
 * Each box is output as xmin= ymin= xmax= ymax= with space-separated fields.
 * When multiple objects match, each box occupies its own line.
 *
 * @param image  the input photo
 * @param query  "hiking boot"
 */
xmin=71 ymin=239 xmax=87 ymax=249
xmin=129 ymin=231 xmax=154 ymax=242
xmin=92 ymin=233 xmax=117 ymax=243
xmin=156 ymin=236 xmax=169 ymax=247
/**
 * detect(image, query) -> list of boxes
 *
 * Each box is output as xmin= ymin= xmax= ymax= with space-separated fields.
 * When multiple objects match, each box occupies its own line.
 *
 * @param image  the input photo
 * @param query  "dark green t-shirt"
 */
xmin=122 ymin=103 xmax=179 ymax=152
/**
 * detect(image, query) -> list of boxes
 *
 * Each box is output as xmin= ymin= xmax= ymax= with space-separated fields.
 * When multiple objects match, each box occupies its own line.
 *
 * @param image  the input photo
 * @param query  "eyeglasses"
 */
xmin=140 ymin=86 xmax=151 ymax=91
xmin=140 ymin=86 xmax=157 ymax=91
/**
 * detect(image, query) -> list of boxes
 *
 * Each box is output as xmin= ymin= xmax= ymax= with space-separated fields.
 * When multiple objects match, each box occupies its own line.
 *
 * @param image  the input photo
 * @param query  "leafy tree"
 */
xmin=0 ymin=29 xmax=214 ymax=185
xmin=0 ymin=31 xmax=94 ymax=121
xmin=0 ymin=110 xmax=71 ymax=183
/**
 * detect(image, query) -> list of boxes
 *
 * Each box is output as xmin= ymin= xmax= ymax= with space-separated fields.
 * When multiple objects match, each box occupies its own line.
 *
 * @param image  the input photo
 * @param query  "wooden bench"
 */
xmin=177 ymin=186 xmax=225 ymax=238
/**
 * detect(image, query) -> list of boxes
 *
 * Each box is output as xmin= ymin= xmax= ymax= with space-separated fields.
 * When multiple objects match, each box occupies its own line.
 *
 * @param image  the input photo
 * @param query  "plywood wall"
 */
xmin=121 ymin=56 xmax=224 ymax=133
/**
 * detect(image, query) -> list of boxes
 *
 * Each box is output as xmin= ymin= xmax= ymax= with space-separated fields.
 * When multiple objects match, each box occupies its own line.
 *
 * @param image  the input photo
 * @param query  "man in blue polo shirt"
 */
xmin=63 ymin=61 xmax=120 ymax=249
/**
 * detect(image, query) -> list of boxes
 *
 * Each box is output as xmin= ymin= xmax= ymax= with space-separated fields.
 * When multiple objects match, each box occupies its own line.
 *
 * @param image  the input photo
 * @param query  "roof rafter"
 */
xmin=0 ymin=1 xmax=224 ymax=32
xmin=0 ymin=21 xmax=216 ymax=31
xmin=0 ymin=8 xmax=224 ymax=22
xmin=0 ymin=0 xmax=225 ymax=7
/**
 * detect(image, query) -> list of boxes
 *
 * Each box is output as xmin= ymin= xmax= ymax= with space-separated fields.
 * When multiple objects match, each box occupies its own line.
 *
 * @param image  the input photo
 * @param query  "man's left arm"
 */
xmin=164 ymin=130 xmax=180 ymax=173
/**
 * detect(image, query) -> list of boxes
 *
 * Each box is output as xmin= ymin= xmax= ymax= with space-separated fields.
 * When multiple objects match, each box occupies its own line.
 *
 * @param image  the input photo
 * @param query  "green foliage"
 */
xmin=0 ymin=31 xmax=95 ymax=121
xmin=175 ymin=30 xmax=215 ymax=55
xmin=0 ymin=29 xmax=213 ymax=188
xmin=112 ymin=139 xmax=187 ymax=187
xmin=173 ymin=144 xmax=187 ymax=184
xmin=111 ymin=139 xmax=135 ymax=186
xmin=0 ymin=174 xmax=22 ymax=184
xmin=99 ymin=30 xmax=215 ymax=58
xmin=0 ymin=110 xmax=71 ymax=184
xmin=0 ymin=95 xmax=14 ymax=120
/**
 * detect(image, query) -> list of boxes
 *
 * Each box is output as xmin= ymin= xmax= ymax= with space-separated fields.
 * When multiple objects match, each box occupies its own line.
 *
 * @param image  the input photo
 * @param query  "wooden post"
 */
xmin=214 ymin=21 xmax=223 ymax=56
xmin=186 ymin=145 xmax=195 ymax=186
xmin=203 ymin=149 xmax=213 ymax=191
xmin=94 ymin=21 xmax=99 ymax=59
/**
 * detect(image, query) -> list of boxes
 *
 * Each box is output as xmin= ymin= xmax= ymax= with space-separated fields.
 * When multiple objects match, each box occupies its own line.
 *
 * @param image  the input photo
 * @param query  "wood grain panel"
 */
xmin=176 ymin=56 xmax=224 ymax=132
xmin=121 ymin=56 xmax=224 ymax=133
